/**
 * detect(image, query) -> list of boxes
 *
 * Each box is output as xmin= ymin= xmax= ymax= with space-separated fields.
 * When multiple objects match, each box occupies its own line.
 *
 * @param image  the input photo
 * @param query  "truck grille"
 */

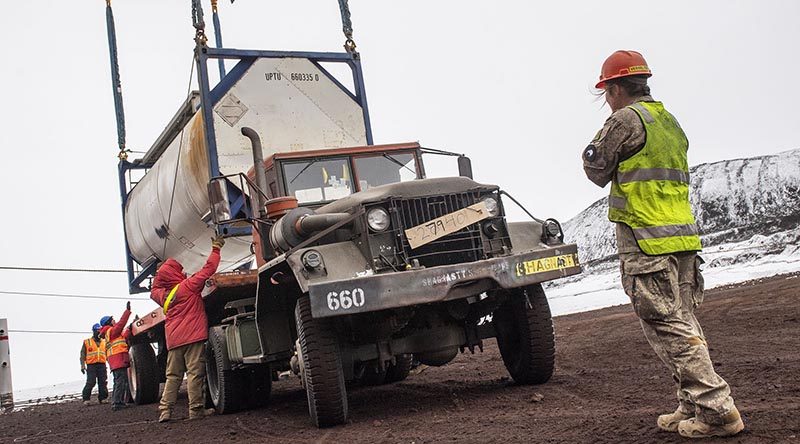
xmin=391 ymin=192 xmax=485 ymax=268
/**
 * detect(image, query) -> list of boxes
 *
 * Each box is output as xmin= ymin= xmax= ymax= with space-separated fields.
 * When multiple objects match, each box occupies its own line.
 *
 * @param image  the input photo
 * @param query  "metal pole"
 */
xmin=0 ymin=319 xmax=13 ymax=413
xmin=105 ymin=0 xmax=127 ymax=155
xmin=211 ymin=0 xmax=226 ymax=79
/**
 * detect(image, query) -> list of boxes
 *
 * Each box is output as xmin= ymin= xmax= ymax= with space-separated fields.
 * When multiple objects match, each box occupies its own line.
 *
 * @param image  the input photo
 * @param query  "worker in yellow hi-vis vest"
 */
xmin=582 ymin=50 xmax=743 ymax=439
xmin=80 ymin=323 xmax=108 ymax=405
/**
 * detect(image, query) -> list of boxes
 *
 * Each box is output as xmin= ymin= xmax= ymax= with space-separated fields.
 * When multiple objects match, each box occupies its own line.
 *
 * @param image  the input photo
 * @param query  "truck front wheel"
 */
xmin=492 ymin=284 xmax=555 ymax=385
xmin=295 ymin=295 xmax=348 ymax=427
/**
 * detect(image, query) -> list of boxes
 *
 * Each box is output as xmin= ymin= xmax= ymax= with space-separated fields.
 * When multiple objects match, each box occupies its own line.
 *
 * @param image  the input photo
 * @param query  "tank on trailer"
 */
xmin=125 ymin=58 xmax=370 ymax=274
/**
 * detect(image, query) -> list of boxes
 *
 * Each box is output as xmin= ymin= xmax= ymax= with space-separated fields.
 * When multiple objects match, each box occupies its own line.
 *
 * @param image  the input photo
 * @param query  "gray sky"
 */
xmin=1 ymin=1 xmax=798 ymax=390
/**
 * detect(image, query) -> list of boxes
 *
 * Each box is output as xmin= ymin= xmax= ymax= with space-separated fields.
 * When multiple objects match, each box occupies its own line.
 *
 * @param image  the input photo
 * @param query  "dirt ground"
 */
xmin=2 ymin=272 xmax=799 ymax=444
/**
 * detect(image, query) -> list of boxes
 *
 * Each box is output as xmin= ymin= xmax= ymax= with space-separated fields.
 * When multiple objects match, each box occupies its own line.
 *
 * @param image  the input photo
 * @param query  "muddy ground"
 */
xmin=2 ymin=272 xmax=799 ymax=443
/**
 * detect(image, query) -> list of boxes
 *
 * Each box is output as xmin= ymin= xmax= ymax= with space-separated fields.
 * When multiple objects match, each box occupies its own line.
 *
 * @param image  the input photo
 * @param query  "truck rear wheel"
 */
xmin=493 ymin=284 xmax=555 ymax=385
xmin=295 ymin=295 xmax=348 ymax=427
xmin=128 ymin=342 xmax=160 ymax=404
xmin=384 ymin=354 xmax=413 ymax=383
xmin=206 ymin=326 xmax=246 ymax=414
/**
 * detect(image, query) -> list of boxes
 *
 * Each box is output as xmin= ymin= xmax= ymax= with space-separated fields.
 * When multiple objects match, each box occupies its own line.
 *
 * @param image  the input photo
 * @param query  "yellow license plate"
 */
xmin=515 ymin=254 xmax=577 ymax=277
xmin=405 ymin=201 xmax=490 ymax=249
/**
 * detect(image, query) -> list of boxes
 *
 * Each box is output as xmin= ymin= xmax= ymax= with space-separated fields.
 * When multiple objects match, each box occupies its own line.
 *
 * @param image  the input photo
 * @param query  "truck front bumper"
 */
xmin=308 ymin=244 xmax=581 ymax=318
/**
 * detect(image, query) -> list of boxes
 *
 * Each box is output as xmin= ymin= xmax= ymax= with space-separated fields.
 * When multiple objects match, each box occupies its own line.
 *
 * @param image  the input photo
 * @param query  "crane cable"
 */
xmin=337 ymin=0 xmax=357 ymax=54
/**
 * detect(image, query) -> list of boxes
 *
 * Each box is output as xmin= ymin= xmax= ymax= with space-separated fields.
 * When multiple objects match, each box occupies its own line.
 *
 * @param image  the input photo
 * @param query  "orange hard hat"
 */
xmin=595 ymin=50 xmax=652 ymax=89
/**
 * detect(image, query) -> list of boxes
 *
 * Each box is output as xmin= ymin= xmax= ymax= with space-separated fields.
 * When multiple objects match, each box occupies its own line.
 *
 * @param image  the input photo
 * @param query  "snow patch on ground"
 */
xmin=13 ymin=380 xmax=87 ymax=405
xmin=546 ymin=230 xmax=800 ymax=316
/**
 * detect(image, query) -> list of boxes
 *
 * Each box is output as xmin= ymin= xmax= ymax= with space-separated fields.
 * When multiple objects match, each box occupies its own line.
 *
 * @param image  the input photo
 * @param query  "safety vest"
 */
xmin=84 ymin=337 xmax=107 ymax=364
xmin=608 ymin=101 xmax=702 ymax=255
xmin=105 ymin=329 xmax=128 ymax=358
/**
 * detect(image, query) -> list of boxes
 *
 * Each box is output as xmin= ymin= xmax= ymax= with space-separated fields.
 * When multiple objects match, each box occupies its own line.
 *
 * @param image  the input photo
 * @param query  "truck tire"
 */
xmin=358 ymin=363 xmax=387 ymax=386
xmin=384 ymin=354 xmax=413 ymax=383
xmin=493 ymin=284 xmax=555 ymax=385
xmin=295 ymin=295 xmax=348 ymax=427
xmin=128 ymin=343 xmax=160 ymax=404
xmin=206 ymin=326 xmax=246 ymax=414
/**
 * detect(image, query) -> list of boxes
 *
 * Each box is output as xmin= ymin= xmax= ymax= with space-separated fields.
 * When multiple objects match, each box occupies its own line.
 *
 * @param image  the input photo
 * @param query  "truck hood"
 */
xmin=317 ymin=177 xmax=498 ymax=214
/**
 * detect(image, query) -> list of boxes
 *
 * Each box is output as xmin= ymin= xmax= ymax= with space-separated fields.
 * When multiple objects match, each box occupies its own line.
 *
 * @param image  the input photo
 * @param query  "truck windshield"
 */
xmin=353 ymin=152 xmax=418 ymax=190
xmin=283 ymin=157 xmax=353 ymax=204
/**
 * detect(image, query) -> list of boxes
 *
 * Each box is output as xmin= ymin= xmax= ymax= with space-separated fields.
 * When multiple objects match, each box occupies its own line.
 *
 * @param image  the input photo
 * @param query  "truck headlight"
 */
xmin=367 ymin=207 xmax=391 ymax=232
xmin=481 ymin=197 xmax=499 ymax=217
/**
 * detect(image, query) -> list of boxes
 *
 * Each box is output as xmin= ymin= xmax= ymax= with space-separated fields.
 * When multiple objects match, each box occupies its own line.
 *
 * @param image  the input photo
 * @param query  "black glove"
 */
xmin=81 ymin=367 xmax=86 ymax=374
xmin=126 ymin=300 xmax=131 ymax=311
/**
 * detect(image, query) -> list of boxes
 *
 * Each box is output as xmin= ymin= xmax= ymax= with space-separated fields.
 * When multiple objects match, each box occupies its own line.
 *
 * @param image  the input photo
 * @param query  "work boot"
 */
xmin=158 ymin=410 xmax=172 ymax=423
xmin=657 ymin=407 xmax=694 ymax=432
xmin=188 ymin=408 xmax=216 ymax=420
xmin=83 ymin=400 xmax=91 ymax=406
xmin=99 ymin=399 xmax=108 ymax=404
xmin=678 ymin=408 xmax=744 ymax=438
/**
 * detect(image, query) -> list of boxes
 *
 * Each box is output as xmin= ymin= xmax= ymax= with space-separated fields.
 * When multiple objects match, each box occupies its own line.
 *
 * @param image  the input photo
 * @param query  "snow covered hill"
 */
xmin=548 ymin=148 xmax=800 ymax=315
xmin=563 ymin=148 xmax=800 ymax=264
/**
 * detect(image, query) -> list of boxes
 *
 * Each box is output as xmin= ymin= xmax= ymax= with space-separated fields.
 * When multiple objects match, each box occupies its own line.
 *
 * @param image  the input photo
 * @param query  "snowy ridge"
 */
xmin=548 ymin=147 xmax=800 ymax=316
xmin=563 ymin=148 xmax=800 ymax=264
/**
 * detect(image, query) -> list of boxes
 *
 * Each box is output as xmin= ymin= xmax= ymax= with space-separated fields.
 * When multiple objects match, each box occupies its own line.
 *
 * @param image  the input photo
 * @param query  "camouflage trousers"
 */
xmin=620 ymin=251 xmax=737 ymax=425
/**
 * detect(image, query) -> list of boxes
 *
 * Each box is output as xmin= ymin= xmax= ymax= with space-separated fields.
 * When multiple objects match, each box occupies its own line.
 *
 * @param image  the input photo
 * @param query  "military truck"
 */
xmin=108 ymin=1 xmax=581 ymax=428
xmin=201 ymin=138 xmax=582 ymax=427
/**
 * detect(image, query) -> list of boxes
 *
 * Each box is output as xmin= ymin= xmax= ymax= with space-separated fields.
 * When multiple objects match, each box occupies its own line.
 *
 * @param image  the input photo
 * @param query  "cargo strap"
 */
xmin=163 ymin=284 xmax=181 ymax=315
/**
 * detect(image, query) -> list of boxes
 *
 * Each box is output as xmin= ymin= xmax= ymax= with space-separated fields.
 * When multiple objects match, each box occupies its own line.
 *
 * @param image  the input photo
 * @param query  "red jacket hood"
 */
xmin=153 ymin=258 xmax=185 ymax=290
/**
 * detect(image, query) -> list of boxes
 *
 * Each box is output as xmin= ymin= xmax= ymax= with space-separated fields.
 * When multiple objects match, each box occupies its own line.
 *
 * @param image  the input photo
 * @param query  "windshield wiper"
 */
xmin=289 ymin=159 xmax=318 ymax=184
xmin=382 ymin=154 xmax=416 ymax=176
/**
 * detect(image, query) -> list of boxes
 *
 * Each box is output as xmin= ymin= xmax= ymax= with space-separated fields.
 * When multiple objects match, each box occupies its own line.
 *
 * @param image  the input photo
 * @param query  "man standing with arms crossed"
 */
xmin=80 ymin=323 xmax=108 ymax=405
xmin=582 ymin=50 xmax=744 ymax=438
xmin=151 ymin=236 xmax=224 ymax=422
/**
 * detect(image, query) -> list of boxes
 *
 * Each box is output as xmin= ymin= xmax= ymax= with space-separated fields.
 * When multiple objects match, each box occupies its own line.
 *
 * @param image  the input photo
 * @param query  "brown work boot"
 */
xmin=657 ymin=407 xmax=694 ymax=432
xmin=678 ymin=408 xmax=744 ymax=438
xmin=188 ymin=408 xmax=216 ymax=420
xmin=83 ymin=400 xmax=92 ymax=406
xmin=158 ymin=410 xmax=171 ymax=423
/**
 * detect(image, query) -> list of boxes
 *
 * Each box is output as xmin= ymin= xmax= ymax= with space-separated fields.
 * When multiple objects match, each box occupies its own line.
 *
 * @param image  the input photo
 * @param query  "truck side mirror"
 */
xmin=208 ymin=178 xmax=232 ymax=224
xmin=458 ymin=156 xmax=473 ymax=179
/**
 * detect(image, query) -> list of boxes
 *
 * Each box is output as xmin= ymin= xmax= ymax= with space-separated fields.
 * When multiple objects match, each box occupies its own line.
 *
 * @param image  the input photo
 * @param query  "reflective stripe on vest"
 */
xmin=616 ymin=168 xmax=690 ymax=184
xmin=608 ymin=101 xmax=702 ymax=255
xmin=105 ymin=329 xmax=128 ymax=357
xmin=163 ymin=284 xmax=180 ymax=315
xmin=84 ymin=337 xmax=107 ymax=364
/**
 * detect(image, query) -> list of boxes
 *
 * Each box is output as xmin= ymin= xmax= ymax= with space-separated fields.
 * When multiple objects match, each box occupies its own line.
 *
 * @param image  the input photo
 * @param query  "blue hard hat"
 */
xmin=99 ymin=316 xmax=113 ymax=326
xmin=92 ymin=323 xmax=101 ymax=332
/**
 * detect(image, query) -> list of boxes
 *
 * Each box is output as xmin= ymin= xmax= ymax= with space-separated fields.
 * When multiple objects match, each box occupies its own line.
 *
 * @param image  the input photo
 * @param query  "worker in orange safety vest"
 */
xmin=80 ymin=323 xmax=108 ymax=405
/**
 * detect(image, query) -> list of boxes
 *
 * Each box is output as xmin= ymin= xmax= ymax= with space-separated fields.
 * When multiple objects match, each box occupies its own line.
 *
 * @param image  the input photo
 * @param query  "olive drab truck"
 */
xmin=108 ymin=1 xmax=582 ymax=427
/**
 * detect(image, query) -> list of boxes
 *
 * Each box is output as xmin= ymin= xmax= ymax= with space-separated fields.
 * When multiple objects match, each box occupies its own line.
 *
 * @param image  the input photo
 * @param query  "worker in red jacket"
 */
xmin=151 ymin=236 xmax=223 ymax=422
xmin=98 ymin=302 xmax=132 ymax=411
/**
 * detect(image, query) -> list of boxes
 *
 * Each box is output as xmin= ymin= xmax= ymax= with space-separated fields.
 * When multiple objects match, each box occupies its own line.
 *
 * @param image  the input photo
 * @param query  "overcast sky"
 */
xmin=1 ymin=1 xmax=798 ymax=391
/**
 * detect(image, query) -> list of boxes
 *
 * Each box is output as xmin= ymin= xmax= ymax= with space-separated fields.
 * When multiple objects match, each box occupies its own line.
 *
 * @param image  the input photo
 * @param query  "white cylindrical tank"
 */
xmin=124 ymin=57 xmax=368 ymax=273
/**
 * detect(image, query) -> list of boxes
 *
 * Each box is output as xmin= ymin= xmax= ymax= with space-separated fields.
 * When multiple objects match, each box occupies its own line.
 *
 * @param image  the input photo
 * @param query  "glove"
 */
xmin=126 ymin=300 xmax=131 ymax=312
xmin=81 ymin=367 xmax=86 ymax=374
xmin=211 ymin=234 xmax=226 ymax=249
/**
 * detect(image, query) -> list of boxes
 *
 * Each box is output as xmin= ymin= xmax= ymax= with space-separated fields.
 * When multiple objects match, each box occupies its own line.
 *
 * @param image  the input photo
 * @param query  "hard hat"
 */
xmin=99 ymin=316 xmax=113 ymax=326
xmin=92 ymin=323 xmax=101 ymax=332
xmin=596 ymin=50 xmax=652 ymax=89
